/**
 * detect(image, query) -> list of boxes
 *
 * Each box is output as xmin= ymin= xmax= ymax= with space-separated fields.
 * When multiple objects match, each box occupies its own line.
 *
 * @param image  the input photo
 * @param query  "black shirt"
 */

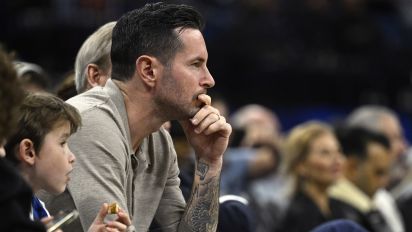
xmin=275 ymin=190 xmax=362 ymax=232
xmin=0 ymin=158 xmax=45 ymax=232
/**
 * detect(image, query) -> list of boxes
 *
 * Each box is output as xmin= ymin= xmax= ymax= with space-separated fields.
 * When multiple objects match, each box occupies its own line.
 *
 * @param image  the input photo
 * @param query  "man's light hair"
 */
xmin=346 ymin=105 xmax=397 ymax=132
xmin=74 ymin=21 xmax=116 ymax=93
xmin=230 ymin=104 xmax=278 ymax=130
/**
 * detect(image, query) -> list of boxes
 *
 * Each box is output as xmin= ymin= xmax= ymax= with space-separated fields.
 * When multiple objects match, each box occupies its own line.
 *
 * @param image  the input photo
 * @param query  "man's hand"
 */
xmin=179 ymin=94 xmax=232 ymax=165
xmin=178 ymin=93 xmax=231 ymax=232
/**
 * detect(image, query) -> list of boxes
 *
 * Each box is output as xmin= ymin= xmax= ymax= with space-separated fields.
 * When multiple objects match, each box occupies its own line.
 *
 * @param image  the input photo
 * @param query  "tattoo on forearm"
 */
xmin=196 ymin=161 xmax=209 ymax=181
xmin=180 ymin=162 xmax=220 ymax=232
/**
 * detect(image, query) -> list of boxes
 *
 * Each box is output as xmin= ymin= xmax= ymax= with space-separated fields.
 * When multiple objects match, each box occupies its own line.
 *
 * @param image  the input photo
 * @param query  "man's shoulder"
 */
xmin=66 ymin=87 xmax=110 ymax=113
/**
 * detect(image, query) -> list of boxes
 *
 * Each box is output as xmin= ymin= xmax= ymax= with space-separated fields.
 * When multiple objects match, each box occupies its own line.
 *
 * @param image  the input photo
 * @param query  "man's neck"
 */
xmin=113 ymin=79 xmax=164 ymax=151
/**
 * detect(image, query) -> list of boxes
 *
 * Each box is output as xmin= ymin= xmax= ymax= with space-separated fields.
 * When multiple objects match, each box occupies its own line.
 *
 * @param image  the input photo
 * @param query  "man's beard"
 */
xmin=154 ymin=78 xmax=199 ymax=120
xmin=155 ymin=66 xmax=205 ymax=120
xmin=154 ymin=93 xmax=201 ymax=121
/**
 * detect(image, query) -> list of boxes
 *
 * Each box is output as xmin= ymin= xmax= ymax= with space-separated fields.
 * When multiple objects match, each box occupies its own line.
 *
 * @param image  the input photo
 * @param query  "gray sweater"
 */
xmin=42 ymin=79 xmax=186 ymax=232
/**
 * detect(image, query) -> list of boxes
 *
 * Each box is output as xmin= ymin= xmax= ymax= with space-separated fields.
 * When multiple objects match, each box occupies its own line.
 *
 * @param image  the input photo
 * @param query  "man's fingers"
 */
xmin=198 ymin=94 xmax=211 ymax=106
xmin=189 ymin=94 xmax=231 ymax=137
xmin=194 ymin=112 xmax=228 ymax=135
xmin=117 ymin=211 xmax=131 ymax=226
xmin=94 ymin=203 xmax=109 ymax=224
xmin=106 ymin=220 xmax=128 ymax=231
xmin=105 ymin=227 xmax=120 ymax=232
xmin=191 ymin=105 xmax=219 ymax=126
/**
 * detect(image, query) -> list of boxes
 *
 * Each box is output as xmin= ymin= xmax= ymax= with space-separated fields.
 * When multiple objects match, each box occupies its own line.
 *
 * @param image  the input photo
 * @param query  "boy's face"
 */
xmin=34 ymin=121 xmax=75 ymax=194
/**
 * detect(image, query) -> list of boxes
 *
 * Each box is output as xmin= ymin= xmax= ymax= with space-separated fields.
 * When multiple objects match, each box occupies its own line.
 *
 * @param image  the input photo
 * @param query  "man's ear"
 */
xmin=86 ymin=64 xmax=102 ymax=88
xmin=18 ymin=139 xmax=36 ymax=166
xmin=136 ymin=55 xmax=159 ymax=88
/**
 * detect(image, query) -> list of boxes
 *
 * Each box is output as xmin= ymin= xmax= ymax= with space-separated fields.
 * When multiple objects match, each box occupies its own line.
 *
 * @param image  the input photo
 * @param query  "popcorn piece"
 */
xmin=108 ymin=202 xmax=119 ymax=214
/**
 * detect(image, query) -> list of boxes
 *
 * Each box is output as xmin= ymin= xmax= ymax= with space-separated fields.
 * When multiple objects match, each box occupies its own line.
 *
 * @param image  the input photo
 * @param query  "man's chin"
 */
xmin=171 ymin=105 xmax=201 ymax=120
xmin=176 ymin=111 xmax=197 ymax=121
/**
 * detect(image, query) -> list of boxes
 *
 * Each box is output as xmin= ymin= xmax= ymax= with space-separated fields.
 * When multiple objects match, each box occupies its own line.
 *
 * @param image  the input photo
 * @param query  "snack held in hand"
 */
xmin=108 ymin=202 xmax=119 ymax=214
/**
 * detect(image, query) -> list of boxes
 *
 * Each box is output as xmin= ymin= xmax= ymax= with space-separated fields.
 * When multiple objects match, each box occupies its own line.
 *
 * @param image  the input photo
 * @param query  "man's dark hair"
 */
xmin=335 ymin=126 xmax=390 ymax=160
xmin=111 ymin=2 xmax=204 ymax=80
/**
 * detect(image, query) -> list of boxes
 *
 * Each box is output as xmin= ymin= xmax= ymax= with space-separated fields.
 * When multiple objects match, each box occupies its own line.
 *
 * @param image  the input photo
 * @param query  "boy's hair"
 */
xmin=111 ymin=2 xmax=204 ymax=80
xmin=5 ymin=93 xmax=81 ymax=165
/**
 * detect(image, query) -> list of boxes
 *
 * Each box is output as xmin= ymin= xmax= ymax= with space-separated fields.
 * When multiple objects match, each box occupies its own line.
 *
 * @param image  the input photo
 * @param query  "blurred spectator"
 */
xmin=13 ymin=61 xmax=50 ymax=93
xmin=275 ymin=121 xmax=347 ymax=232
xmin=330 ymin=126 xmax=394 ymax=232
xmin=398 ymin=0 xmax=412 ymax=28
xmin=311 ymin=219 xmax=368 ymax=232
xmin=53 ymin=20 xmax=114 ymax=103
xmin=74 ymin=21 xmax=115 ymax=94
xmin=0 ymin=45 xmax=45 ymax=231
xmin=225 ymin=104 xmax=282 ymax=191
xmin=223 ymin=104 xmax=284 ymax=231
xmin=346 ymin=105 xmax=406 ymax=232
xmin=347 ymin=105 xmax=407 ymax=167
xmin=0 ymin=51 xmax=25 ymax=148
xmin=2 ymin=0 xmax=412 ymax=107
xmin=218 ymin=195 xmax=256 ymax=232
xmin=55 ymin=70 xmax=77 ymax=101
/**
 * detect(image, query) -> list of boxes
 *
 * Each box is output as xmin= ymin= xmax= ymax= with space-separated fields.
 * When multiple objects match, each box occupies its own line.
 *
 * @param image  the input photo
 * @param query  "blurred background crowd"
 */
xmin=3 ymin=0 xmax=412 ymax=127
xmin=3 ymin=0 xmax=412 ymax=231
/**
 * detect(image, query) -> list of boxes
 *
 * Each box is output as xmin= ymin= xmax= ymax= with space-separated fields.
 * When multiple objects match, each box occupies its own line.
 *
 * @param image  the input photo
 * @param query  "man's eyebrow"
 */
xmin=190 ymin=57 xmax=206 ymax=63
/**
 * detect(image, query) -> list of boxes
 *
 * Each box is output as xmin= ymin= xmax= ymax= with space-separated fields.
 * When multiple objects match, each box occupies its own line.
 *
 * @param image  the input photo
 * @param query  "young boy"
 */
xmin=5 ymin=93 xmax=131 ymax=232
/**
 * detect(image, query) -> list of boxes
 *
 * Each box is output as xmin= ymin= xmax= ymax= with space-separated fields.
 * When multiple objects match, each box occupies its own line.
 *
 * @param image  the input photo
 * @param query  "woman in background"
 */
xmin=275 ymin=121 xmax=348 ymax=232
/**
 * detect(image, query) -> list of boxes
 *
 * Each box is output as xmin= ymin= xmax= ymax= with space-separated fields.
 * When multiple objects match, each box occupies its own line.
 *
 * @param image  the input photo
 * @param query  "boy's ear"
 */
xmin=136 ymin=55 xmax=159 ymax=88
xmin=18 ymin=139 xmax=36 ymax=166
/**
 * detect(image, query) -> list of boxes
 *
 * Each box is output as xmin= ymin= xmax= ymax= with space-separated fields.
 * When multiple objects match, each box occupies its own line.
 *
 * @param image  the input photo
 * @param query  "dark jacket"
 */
xmin=275 ymin=190 xmax=367 ymax=232
xmin=0 ymin=158 xmax=45 ymax=231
